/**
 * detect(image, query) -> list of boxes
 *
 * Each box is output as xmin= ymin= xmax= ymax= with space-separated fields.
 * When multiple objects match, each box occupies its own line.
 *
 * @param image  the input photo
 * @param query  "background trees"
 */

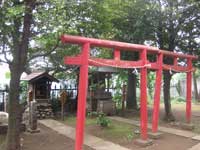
xmin=0 ymin=0 xmax=199 ymax=149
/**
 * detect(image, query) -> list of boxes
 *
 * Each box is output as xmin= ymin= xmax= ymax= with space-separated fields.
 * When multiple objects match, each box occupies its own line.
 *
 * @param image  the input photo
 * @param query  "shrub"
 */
xmin=87 ymin=111 xmax=99 ymax=118
xmin=96 ymin=113 xmax=111 ymax=127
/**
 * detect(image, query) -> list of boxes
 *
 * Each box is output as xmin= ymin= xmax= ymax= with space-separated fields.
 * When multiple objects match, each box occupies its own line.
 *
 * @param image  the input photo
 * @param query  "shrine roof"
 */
xmin=21 ymin=71 xmax=59 ymax=83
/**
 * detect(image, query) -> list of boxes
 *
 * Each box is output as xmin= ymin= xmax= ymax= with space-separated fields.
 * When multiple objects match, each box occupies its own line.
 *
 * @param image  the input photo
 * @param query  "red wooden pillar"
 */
xmin=152 ymin=53 xmax=163 ymax=132
xmin=114 ymin=49 xmax=120 ymax=61
xmin=140 ymin=49 xmax=148 ymax=140
xmin=75 ymin=43 xmax=90 ymax=150
xmin=186 ymin=58 xmax=192 ymax=123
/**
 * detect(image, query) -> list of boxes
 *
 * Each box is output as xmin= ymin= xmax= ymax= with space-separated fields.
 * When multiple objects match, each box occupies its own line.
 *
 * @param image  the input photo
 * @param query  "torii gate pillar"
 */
xmin=75 ymin=43 xmax=90 ymax=150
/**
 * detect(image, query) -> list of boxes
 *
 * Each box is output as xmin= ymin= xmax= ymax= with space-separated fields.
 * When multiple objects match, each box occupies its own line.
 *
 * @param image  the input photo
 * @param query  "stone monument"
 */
xmin=27 ymin=101 xmax=40 ymax=133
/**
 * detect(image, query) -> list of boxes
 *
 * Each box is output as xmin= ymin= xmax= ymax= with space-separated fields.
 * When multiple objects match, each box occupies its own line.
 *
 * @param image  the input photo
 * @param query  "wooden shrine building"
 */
xmin=22 ymin=71 xmax=59 ymax=119
xmin=22 ymin=71 xmax=59 ymax=103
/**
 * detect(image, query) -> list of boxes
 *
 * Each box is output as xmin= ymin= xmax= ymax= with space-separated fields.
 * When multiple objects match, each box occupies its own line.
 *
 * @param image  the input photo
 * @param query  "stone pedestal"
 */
xmin=97 ymin=100 xmax=115 ymax=115
xmin=134 ymin=139 xmax=153 ymax=147
xmin=148 ymin=132 xmax=163 ymax=139
xmin=28 ymin=101 xmax=40 ymax=133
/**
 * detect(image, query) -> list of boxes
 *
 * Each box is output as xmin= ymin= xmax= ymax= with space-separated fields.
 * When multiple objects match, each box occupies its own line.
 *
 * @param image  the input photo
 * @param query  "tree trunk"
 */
xmin=193 ymin=72 xmax=200 ymax=102
xmin=5 ymin=1 xmax=35 ymax=149
xmin=126 ymin=69 xmax=137 ymax=110
xmin=5 ymin=66 xmax=22 ymax=150
xmin=163 ymin=70 xmax=175 ymax=121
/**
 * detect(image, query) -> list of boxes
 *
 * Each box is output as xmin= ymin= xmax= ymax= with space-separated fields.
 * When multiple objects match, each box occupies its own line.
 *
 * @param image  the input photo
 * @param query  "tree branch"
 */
xmin=27 ymin=39 xmax=60 ymax=62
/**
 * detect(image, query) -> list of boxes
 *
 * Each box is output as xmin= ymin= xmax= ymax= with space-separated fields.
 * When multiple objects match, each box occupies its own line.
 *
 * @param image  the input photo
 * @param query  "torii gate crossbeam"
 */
xmin=61 ymin=34 xmax=197 ymax=150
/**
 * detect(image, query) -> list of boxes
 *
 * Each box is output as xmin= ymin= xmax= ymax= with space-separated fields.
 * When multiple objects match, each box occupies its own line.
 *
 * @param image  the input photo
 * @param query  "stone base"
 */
xmin=134 ymin=139 xmax=153 ymax=147
xmin=192 ymin=135 xmax=200 ymax=141
xmin=0 ymin=124 xmax=8 ymax=134
xmin=20 ymin=123 xmax=26 ymax=132
xmin=148 ymin=132 xmax=163 ymax=139
xmin=27 ymin=128 xmax=40 ymax=134
xmin=180 ymin=123 xmax=194 ymax=130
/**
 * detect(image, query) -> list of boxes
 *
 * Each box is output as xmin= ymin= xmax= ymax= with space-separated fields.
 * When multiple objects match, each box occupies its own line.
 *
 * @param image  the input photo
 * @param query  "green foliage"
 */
xmin=171 ymin=97 xmax=185 ymax=104
xmin=0 ymin=134 xmax=6 ymax=148
xmin=5 ymin=72 xmax=10 ymax=79
xmin=112 ymin=70 xmax=128 ymax=108
xmin=96 ymin=113 xmax=111 ymax=127
xmin=87 ymin=111 xmax=99 ymax=118
xmin=147 ymin=72 xmax=156 ymax=100
xmin=51 ymin=98 xmax=61 ymax=113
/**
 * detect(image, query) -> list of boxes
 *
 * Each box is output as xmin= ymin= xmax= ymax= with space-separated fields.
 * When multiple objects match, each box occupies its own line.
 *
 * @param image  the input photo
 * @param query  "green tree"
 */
xmin=112 ymin=0 xmax=156 ymax=110
xmin=150 ymin=0 xmax=199 ymax=121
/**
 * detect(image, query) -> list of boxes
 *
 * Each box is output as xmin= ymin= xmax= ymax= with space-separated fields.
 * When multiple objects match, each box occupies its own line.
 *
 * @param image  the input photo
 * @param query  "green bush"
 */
xmin=87 ymin=111 xmax=99 ymax=118
xmin=96 ymin=113 xmax=111 ymax=127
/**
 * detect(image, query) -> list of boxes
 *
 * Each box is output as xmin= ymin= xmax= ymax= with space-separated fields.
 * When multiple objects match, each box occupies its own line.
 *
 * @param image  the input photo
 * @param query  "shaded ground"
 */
xmin=21 ymin=124 xmax=93 ymax=150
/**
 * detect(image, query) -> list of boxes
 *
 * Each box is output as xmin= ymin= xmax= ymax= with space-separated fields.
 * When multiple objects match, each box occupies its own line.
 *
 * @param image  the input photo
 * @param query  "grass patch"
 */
xmin=58 ymin=115 xmax=97 ymax=127
xmin=0 ymin=134 xmax=6 ymax=147
xmin=92 ymin=120 xmax=139 ymax=142
xmin=57 ymin=115 xmax=139 ymax=143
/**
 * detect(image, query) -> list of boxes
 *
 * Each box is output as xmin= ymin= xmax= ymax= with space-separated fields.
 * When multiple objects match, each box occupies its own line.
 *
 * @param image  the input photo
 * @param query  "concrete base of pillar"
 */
xmin=148 ymin=132 xmax=163 ymax=139
xmin=27 ymin=128 xmax=40 ymax=134
xmin=134 ymin=138 xmax=153 ymax=147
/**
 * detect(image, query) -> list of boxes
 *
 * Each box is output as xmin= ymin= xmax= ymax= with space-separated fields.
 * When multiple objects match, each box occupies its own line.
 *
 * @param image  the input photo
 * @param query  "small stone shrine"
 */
xmin=88 ymin=67 xmax=116 ymax=115
xmin=22 ymin=71 xmax=59 ymax=119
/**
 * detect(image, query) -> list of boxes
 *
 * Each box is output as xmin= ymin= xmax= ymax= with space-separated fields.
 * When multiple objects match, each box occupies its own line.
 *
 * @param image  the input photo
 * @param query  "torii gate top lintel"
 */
xmin=61 ymin=34 xmax=197 ymax=72
xmin=61 ymin=34 xmax=197 ymax=60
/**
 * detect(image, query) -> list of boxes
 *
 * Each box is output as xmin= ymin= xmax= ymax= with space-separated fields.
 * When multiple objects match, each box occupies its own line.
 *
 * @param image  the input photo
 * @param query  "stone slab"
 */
xmin=148 ymin=132 xmax=163 ymax=139
xmin=134 ymin=139 xmax=153 ymax=147
xmin=188 ymin=143 xmax=200 ymax=150
xmin=191 ymin=135 xmax=200 ymax=141
xmin=180 ymin=123 xmax=194 ymax=131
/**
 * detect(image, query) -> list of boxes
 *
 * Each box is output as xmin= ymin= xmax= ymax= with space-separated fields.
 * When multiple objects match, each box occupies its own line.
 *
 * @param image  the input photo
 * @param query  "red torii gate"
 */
xmin=61 ymin=34 xmax=197 ymax=150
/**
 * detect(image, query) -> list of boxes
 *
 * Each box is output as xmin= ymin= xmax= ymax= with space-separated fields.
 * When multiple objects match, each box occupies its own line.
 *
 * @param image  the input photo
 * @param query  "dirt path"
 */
xmin=21 ymin=125 xmax=93 ymax=150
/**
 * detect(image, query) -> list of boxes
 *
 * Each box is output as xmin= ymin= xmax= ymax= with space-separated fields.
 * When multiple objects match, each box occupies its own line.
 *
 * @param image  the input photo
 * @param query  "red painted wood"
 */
xmin=114 ymin=49 xmax=120 ymax=61
xmin=61 ymin=34 xmax=197 ymax=60
xmin=140 ymin=49 xmax=148 ymax=140
xmin=173 ymin=57 xmax=178 ymax=66
xmin=64 ymin=55 xmax=83 ymax=65
xmin=186 ymin=59 xmax=192 ymax=123
xmin=75 ymin=43 xmax=89 ymax=150
xmin=162 ymin=64 xmax=194 ymax=72
xmin=152 ymin=53 xmax=163 ymax=132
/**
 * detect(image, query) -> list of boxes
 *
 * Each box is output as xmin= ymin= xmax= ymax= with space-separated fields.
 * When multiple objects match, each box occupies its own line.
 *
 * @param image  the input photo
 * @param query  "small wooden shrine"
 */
xmin=22 ymin=71 xmax=59 ymax=119
xmin=22 ymin=71 xmax=59 ymax=103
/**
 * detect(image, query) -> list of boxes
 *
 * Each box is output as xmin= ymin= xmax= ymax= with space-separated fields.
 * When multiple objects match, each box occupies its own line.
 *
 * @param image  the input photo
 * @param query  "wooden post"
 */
xmin=60 ymin=90 xmax=67 ymax=121
xmin=152 ymin=53 xmax=163 ymax=132
xmin=75 ymin=43 xmax=89 ymax=150
xmin=186 ymin=59 xmax=192 ymax=123
xmin=140 ymin=49 xmax=148 ymax=140
xmin=122 ymin=84 xmax=126 ymax=116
